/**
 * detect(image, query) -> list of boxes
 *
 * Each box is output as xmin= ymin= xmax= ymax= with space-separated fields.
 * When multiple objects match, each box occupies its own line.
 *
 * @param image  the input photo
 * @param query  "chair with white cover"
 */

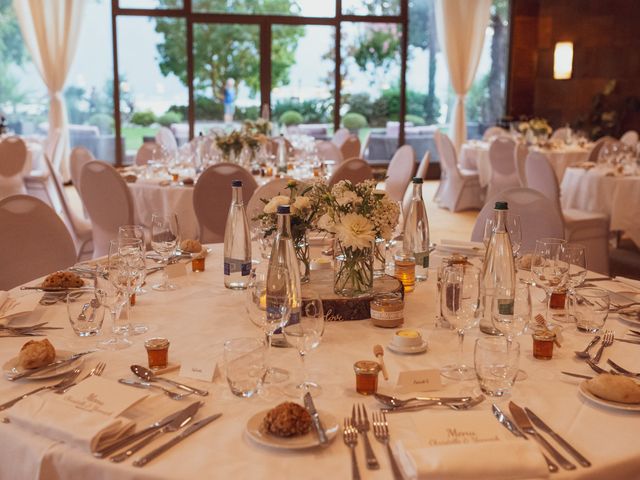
xmin=514 ymin=142 xmax=528 ymax=187
xmin=0 ymin=195 xmax=77 ymax=290
xmin=193 ymin=163 xmax=258 ymax=243
xmin=525 ymin=151 xmax=610 ymax=274
xmin=620 ymin=130 xmax=639 ymax=147
xmin=402 ymin=151 xmax=430 ymax=215
xmin=340 ymin=135 xmax=361 ymax=162
xmin=0 ymin=136 xmax=28 ymax=200
xmin=315 ymin=140 xmax=343 ymax=163
xmin=586 ymin=136 xmax=616 ymax=163
xmin=136 ymin=142 xmax=157 ymax=166
xmin=551 ymin=127 xmax=571 ymax=141
xmin=486 ymin=137 xmax=519 ymax=201
xmin=434 ymin=131 xmax=483 ymax=212
xmin=78 ymin=160 xmax=133 ymax=258
xmin=246 ymin=178 xmax=291 ymax=230
xmin=331 ymin=128 xmax=351 ymax=147
xmin=24 ymin=130 xmax=61 ymax=205
xmin=328 ymin=158 xmax=374 ymax=187
xmin=385 ymin=145 xmax=416 ymax=203
xmin=470 ymin=187 xmax=565 ymax=254
xmin=482 ymin=126 xmax=508 ymax=141
xmin=69 ymin=146 xmax=95 ymax=195
xmin=155 ymin=126 xmax=178 ymax=153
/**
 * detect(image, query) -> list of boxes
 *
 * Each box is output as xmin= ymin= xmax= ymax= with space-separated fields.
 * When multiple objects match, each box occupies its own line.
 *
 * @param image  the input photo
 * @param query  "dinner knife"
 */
xmin=524 ymin=407 xmax=591 ymax=468
xmin=94 ymin=401 xmax=203 ymax=458
xmin=303 ymin=392 xmax=328 ymax=445
xmin=509 ymin=402 xmax=576 ymax=471
xmin=614 ymin=338 xmax=640 ymax=345
xmin=133 ymin=413 xmax=222 ymax=467
xmin=561 ymin=371 xmax=593 ymax=380
xmin=491 ymin=404 xmax=558 ymax=473
xmin=7 ymin=350 xmax=96 ymax=381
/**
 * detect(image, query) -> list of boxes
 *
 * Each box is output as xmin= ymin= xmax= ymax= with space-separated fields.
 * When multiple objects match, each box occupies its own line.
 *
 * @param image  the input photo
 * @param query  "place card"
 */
xmin=179 ymin=354 xmax=217 ymax=382
xmin=396 ymin=368 xmax=442 ymax=393
xmin=165 ymin=262 xmax=187 ymax=279
xmin=62 ymin=376 xmax=148 ymax=418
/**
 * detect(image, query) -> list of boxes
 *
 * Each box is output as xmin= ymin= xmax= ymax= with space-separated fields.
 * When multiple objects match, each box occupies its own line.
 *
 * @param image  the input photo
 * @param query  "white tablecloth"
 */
xmin=1 ymin=246 xmax=639 ymax=478
xmin=460 ymin=141 xmax=591 ymax=187
xmin=561 ymin=167 xmax=640 ymax=247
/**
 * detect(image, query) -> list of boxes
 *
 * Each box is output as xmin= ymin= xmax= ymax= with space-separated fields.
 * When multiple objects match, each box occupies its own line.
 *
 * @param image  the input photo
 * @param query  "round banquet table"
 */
xmin=561 ymin=166 xmax=640 ymax=248
xmin=460 ymin=141 xmax=591 ymax=187
xmin=1 ymin=246 xmax=640 ymax=479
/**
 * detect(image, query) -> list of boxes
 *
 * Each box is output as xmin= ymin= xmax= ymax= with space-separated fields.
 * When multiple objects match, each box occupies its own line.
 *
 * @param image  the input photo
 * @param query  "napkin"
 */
xmin=614 ymin=276 xmax=640 ymax=291
xmin=6 ymin=376 xmax=148 ymax=453
xmin=435 ymin=239 xmax=485 ymax=257
xmin=0 ymin=292 xmax=41 ymax=324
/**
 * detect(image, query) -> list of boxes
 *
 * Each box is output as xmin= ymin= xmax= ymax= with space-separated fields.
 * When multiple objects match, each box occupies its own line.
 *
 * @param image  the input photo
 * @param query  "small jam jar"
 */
xmin=145 ymin=337 xmax=170 ymax=369
xmin=532 ymin=331 xmax=555 ymax=360
xmin=370 ymin=292 xmax=404 ymax=328
xmin=354 ymin=360 xmax=381 ymax=395
xmin=192 ymin=256 xmax=206 ymax=272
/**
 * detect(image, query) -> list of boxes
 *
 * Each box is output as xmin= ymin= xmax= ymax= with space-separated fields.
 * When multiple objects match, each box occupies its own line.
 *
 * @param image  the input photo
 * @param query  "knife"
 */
xmin=492 ymin=404 xmax=558 ymax=473
xmin=7 ymin=350 xmax=96 ymax=381
xmin=524 ymin=407 xmax=591 ymax=468
xmin=509 ymin=402 xmax=576 ymax=471
xmin=561 ymin=371 xmax=593 ymax=380
xmin=614 ymin=338 xmax=640 ymax=345
xmin=94 ymin=401 xmax=203 ymax=458
xmin=303 ymin=392 xmax=328 ymax=445
xmin=133 ymin=413 xmax=222 ymax=467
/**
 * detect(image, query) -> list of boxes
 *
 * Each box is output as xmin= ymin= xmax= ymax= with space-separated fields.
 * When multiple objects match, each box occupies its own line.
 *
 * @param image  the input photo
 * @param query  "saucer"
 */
xmin=387 ymin=340 xmax=428 ymax=354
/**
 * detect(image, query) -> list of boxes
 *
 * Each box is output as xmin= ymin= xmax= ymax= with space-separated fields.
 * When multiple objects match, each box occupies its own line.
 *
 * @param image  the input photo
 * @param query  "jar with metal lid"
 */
xmin=370 ymin=292 xmax=404 ymax=328
xmin=145 ymin=337 xmax=170 ymax=369
xmin=532 ymin=331 xmax=555 ymax=360
xmin=353 ymin=360 xmax=381 ymax=395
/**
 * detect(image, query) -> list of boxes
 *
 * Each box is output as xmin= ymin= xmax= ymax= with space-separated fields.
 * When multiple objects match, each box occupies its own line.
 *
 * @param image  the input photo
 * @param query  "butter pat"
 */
xmin=393 ymin=329 xmax=423 ymax=347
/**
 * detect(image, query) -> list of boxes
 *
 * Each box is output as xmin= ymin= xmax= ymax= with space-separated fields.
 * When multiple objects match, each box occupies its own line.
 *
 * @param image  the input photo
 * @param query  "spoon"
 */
xmin=130 ymin=365 xmax=209 ymax=396
xmin=381 ymin=395 xmax=485 ymax=413
xmin=574 ymin=335 xmax=601 ymax=359
xmin=118 ymin=378 xmax=192 ymax=400
xmin=374 ymin=392 xmax=473 ymax=408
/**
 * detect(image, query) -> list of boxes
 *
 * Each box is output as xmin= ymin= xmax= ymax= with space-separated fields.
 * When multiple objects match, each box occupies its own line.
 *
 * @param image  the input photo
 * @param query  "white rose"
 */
xmin=335 ymin=213 xmax=375 ymax=250
xmin=336 ymin=190 xmax=360 ymax=206
xmin=317 ymin=213 xmax=336 ymax=233
xmin=263 ymin=195 xmax=290 ymax=214
xmin=292 ymin=196 xmax=311 ymax=212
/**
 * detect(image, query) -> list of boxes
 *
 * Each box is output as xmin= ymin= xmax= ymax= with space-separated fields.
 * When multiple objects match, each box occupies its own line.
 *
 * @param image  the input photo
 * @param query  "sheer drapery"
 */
xmin=435 ymin=0 xmax=491 ymax=152
xmin=13 ymin=0 xmax=85 ymax=182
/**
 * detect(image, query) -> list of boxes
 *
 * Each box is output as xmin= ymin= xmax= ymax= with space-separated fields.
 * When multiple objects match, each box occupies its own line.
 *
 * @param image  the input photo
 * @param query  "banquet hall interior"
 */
xmin=1 ymin=0 xmax=640 ymax=478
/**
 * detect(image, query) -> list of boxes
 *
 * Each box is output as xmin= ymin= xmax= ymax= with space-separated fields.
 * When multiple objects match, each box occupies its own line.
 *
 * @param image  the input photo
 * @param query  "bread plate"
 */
xmin=3 ymin=350 xmax=84 ymax=381
xmin=578 ymin=381 xmax=640 ymax=412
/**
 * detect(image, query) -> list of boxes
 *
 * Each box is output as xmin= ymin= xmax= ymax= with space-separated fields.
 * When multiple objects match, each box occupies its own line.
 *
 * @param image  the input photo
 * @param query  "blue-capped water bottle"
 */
xmin=223 ymin=179 xmax=251 ymax=289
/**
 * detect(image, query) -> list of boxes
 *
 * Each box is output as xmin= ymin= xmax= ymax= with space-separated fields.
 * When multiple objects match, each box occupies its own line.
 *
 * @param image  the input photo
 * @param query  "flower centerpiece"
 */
xmin=311 ymin=179 xmax=399 ymax=297
xmin=254 ymin=180 xmax=319 ymax=283
xmin=518 ymin=118 xmax=552 ymax=145
xmin=215 ymin=130 xmax=265 ymax=166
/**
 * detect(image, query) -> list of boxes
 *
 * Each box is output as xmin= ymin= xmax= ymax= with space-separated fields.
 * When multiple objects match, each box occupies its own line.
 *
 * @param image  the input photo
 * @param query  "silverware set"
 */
xmin=0 ymin=322 xmax=63 ymax=337
xmin=351 ymin=404 xmax=379 ymax=469
xmin=374 ymin=392 xmax=486 ymax=413
xmin=371 ymin=412 xmax=403 ymax=480
xmin=591 ymin=330 xmax=614 ymax=363
xmin=0 ymin=367 xmax=83 ymax=412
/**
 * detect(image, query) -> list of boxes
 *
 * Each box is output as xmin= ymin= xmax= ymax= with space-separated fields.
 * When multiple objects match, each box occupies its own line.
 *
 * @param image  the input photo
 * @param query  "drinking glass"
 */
xmin=223 ymin=337 xmax=267 ymax=398
xmin=282 ymin=291 xmax=325 ymax=397
xmin=474 ymin=337 xmax=520 ymax=397
xmin=559 ymin=243 xmax=587 ymax=323
xmin=440 ymin=265 xmax=481 ymax=380
xmin=492 ymin=282 xmax=531 ymax=344
xmin=574 ymin=288 xmax=610 ymax=333
xmin=96 ymin=246 xmax=132 ymax=350
xmin=67 ymin=290 xmax=105 ymax=337
xmin=119 ymin=224 xmax=148 ymax=295
xmin=118 ymin=237 xmax=149 ymax=334
xmin=531 ymin=238 xmax=569 ymax=326
xmin=150 ymin=213 xmax=179 ymax=291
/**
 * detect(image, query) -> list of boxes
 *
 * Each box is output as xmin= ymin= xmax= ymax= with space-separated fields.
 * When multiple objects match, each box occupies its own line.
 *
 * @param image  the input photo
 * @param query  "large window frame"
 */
xmin=110 ymin=0 xmax=409 ymax=165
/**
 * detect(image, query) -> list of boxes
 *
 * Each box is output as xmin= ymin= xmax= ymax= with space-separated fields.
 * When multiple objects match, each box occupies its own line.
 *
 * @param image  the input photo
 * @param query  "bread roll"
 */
xmin=263 ymin=402 xmax=312 ymax=437
xmin=586 ymin=373 xmax=640 ymax=404
xmin=180 ymin=239 xmax=202 ymax=253
xmin=42 ymin=271 xmax=84 ymax=289
xmin=17 ymin=339 xmax=56 ymax=370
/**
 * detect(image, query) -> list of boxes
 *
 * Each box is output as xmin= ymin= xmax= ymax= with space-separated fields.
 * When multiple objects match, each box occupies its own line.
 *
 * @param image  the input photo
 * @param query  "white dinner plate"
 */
xmin=578 ymin=381 xmax=640 ymax=412
xmin=387 ymin=340 xmax=428 ymax=355
xmin=246 ymin=408 xmax=339 ymax=450
xmin=3 ymin=350 xmax=84 ymax=381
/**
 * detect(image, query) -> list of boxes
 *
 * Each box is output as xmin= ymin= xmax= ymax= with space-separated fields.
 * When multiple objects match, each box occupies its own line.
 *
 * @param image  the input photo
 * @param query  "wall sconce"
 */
xmin=554 ymin=42 xmax=573 ymax=80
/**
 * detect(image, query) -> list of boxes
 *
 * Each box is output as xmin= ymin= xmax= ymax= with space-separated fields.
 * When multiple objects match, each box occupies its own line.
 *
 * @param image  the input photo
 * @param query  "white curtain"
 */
xmin=435 ymin=0 xmax=491 ymax=152
xmin=13 ymin=0 xmax=85 ymax=182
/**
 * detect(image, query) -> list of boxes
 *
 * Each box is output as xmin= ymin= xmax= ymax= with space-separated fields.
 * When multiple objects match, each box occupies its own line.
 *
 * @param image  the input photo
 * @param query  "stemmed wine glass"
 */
xmin=531 ymin=238 xmax=569 ymax=326
xmin=150 ymin=213 xmax=179 ymax=291
xmin=559 ymin=243 xmax=587 ymax=323
xmin=282 ymin=291 xmax=325 ymax=397
xmin=118 ymin=224 xmax=147 ymax=295
xmin=118 ymin=237 xmax=148 ymax=335
xmin=440 ymin=264 xmax=481 ymax=380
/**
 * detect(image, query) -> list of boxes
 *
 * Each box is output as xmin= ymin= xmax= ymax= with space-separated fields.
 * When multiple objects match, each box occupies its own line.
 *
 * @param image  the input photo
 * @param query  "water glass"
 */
xmin=574 ymin=288 xmax=610 ymax=333
xmin=474 ymin=337 xmax=520 ymax=397
xmin=67 ymin=291 xmax=106 ymax=337
xmin=492 ymin=282 xmax=531 ymax=342
xmin=151 ymin=213 xmax=180 ymax=291
xmin=223 ymin=337 xmax=267 ymax=398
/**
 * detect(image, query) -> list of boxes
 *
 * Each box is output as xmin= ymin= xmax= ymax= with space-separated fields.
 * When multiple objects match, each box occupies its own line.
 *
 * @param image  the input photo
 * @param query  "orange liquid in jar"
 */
xmin=394 ymin=259 xmax=415 ymax=293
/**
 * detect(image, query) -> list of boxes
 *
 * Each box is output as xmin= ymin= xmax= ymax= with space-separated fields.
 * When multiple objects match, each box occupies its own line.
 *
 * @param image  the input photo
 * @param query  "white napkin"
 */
xmin=394 ymin=439 xmax=549 ymax=480
xmin=436 ymin=239 xmax=485 ymax=256
xmin=0 ymin=292 xmax=41 ymax=324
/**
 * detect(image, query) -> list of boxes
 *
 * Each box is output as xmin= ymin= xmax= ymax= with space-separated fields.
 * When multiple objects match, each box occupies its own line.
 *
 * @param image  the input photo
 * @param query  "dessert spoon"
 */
xmin=574 ymin=335 xmax=600 ymax=359
xmin=374 ymin=392 xmax=472 ymax=408
xmin=130 ymin=365 xmax=208 ymax=396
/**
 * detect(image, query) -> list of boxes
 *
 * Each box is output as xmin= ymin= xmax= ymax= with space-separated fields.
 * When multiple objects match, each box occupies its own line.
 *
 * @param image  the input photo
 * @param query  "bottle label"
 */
xmin=224 ymin=259 xmax=251 ymax=276
xmin=415 ymin=251 xmax=430 ymax=268
xmin=370 ymin=309 xmax=403 ymax=321
xmin=497 ymin=299 xmax=515 ymax=315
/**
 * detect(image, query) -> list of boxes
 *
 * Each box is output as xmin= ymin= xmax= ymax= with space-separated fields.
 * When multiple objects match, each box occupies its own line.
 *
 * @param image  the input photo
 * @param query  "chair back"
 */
xmin=514 ymin=142 xmax=528 ymax=187
xmin=401 ymin=151 xmax=430 ymax=215
xmin=0 ymin=136 xmax=27 ymax=177
xmin=482 ymin=126 xmax=508 ymax=141
xmin=193 ymin=163 xmax=258 ymax=243
xmin=155 ymin=126 xmax=178 ymax=153
xmin=44 ymin=129 xmax=62 ymax=170
xmin=386 ymin=145 xmax=416 ymax=202
xmin=551 ymin=127 xmax=571 ymax=141
xmin=434 ymin=131 xmax=461 ymax=179
xmin=69 ymin=146 xmax=95 ymax=194
xmin=246 ymin=178 xmax=292 ymax=230
xmin=488 ymin=137 xmax=517 ymax=175
xmin=340 ymin=135 xmax=361 ymax=162
xmin=79 ymin=160 xmax=134 ymax=258
xmin=586 ymin=136 xmax=615 ymax=163
xmin=470 ymin=187 xmax=565 ymax=253
xmin=524 ymin=151 xmax=562 ymax=213
xmin=620 ymin=130 xmax=639 ymax=146
xmin=0 ymin=195 xmax=76 ymax=290
xmin=331 ymin=128 xmax=351 ymax=147
xmin=135 ymin=142 xmax=157 ymax=166
xmin=415 ymin=150 xmax=430 ymax=180
xmin=328 ymin=158 xmax=373 ymax=187
xmin=43 ymin=153 xmax=87 ymax=238
xmin=315 ymin=140 xmax=343 ymax=163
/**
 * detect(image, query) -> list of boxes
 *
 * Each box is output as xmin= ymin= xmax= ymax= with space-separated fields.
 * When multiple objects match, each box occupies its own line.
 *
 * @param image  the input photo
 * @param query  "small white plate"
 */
xmin=387 ymin=340 xmax=428 ymax=355
xmin=3 ymin=350 xmax=84 ymax=381
xmin=246 ymin=408 xmax=339 ymax=450
xmin=578 ymin=381 xmax=640 ymax=412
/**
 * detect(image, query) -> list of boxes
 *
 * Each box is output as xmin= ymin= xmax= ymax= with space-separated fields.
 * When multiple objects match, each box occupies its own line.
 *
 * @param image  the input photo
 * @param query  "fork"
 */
xmin=607 ymin=359 xmax=640 ymax=378
xmin=591 ymin=330 xmax=614 ymax=363
xmin=371 ymin=411 xmax=403 ymax=480
xmin=352 ymin=404 xmax=379 ymax=470
xmin=0 ymin=367 xmax=82 ymax=411
xmin=56 ymin=361 xmax=107 ymax=393
xmin=343 ymin=418 xmax=361 ymax=480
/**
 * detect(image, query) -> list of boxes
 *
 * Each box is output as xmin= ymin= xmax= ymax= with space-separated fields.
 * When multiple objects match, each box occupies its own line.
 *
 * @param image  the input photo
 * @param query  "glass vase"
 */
xmin=295 ymin=232 xmax=311 ymax=284
xmin=334 ymin=241 xmax=374 ymax=297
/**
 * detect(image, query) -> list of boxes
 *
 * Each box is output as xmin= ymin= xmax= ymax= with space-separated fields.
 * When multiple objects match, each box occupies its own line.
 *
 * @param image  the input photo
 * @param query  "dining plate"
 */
xmin=387 ymin=340 xmax=428 ymax=355
xmin=3 ymin=350 xmax=84 ymax=381
xmin=578 ymin=381 xmax=640 ymax=412
xmin=245 ymin=408 xmax=339 ymax=450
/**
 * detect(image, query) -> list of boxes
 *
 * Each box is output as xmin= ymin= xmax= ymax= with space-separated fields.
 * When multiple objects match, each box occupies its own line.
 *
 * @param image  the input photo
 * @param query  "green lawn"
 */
xmin=122 ymin=126 xmax=156 ymax=153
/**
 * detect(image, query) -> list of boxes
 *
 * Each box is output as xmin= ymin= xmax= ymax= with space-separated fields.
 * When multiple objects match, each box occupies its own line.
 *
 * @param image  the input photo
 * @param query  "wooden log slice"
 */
xmin=302 ymin=269 xmax=404 ymax=321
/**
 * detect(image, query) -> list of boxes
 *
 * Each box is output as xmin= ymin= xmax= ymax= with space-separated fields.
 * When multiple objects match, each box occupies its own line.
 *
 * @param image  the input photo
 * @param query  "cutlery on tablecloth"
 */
xmin=614 ymin=338 xmax=640 ymax=345
xmin=6 ymin=350 xmax=96 ymax=381
xmin=0 ymin=368 xmax=82 ymax=412
xmin=591 ymin=331 xmax=614 ymax=363
xmin=607 ymin=359 xmax=640 ymax=378
xmin=304 ymin=392 xmax=328 ymax=445
xmin=352 ymin=404 xmax=379 ymax=470
xmin=509 ymin=402 xmax=576 ymax=471
xmin=574 ymin=335 xmax=600 ymax=359
xmin=371 ymin=411 xmax=403 ymax=480
xmin=343 ymin=418 xmax=361 ymax=480
xmin=117 ymin=378 xmax=192 ymax=400
xmin=56 ymin=362 xmax=107 ymax=394
xmin=374 ymin=392 xmax=473 ymax=408
xmin=130 ymin=365 xmax=208 ymax=396
xmin=586 ymin=359 xmax=616 ymax=376
xmin=381 ymin=395 xmax=485 ymax=413
xmin=132 ymin=413 xmax=222 ymax=467
xmin=561 ymin=371 xmax=593 ymax=380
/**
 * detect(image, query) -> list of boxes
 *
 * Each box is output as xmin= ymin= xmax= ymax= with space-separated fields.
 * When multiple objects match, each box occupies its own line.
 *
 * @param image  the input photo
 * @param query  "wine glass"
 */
xmin=507 ymin=214 xmax=522 ymax=257
xmin=119 ymin=224 xmax=148 ymax=295
xmin=531 ymin=238 xmax=569 ymax=326
xmin=283 ymin=291 xmax=325 ymax=397
xmin=483 ymin=218 xmax=494 ymax=248
xmin=440 ymin=264 xmax=481 ymax=381
xmin=560 ymin=244 xmax=587 ymax=323
xmin=119 ymin=237 xmax=148 ymax=335
xmin=150 ymin=213 xmax=179 ymax=291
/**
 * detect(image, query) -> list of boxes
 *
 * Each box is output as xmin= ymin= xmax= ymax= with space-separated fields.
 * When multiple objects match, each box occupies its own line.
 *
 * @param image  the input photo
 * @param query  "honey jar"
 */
xmin=145 ymin=337 xmax=170 ymax=369
xmin=370 ymin=292 xmax=404 ymax=328
xmin=532 ymin=331 xmax=555 ymax=360
xmin=192 ymin=256 xmax=206 ymax=272
xmin=354 ymin=360 xmax=381 ymax=395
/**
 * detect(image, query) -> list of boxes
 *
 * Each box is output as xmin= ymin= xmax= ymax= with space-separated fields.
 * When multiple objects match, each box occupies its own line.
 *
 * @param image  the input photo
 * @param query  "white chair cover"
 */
xmin=486 ymin=136 xmax=519 ymax=201
xmin=340 ymin=135 xmax=361 ymax=162
xmin=470 ymin=188 xmax=565 ymax=254
xmin=416 ymin=150 xmax=430 ymax=180
xmin=135 ymin=142 xmax=156 ymax=166
xmin=385 ymin=145 xmax=416 ymax=203
xmin=586 ymin=136 xmax=615 ymax=163
xmin=44 ymin=129 xmax=62 ymax=172
xmin=434 ymin=131 xmax=483 ymax=212
xmin=328 ymin=158 xmax=374 ymax=187
xmin=155 ymin=126 xmax=178 ymax=153
xmin=0 ymin=195 xmax=76 ymax=290
xmin=0 ymin=136 xmax=28 ymax=200
xmin=551 ymin=127 xmax=571 ymax=141
xmin=514 ymin=141 xmax=528 ymax=187
xmin=620 ymin=130 xmax=639 ymax=146
xmin=331 ymin=128 xmax=351 ymax=147
xmin=482 ymin=126 xmax=508 ymax=141
xmin=315 ymin=140 xmax=343 ymax=163
xmin=193 ymin=163 xmax=258 ymax=243
xmin=79 ymin=160 xmax=133 ymax=258
xmin=69 ymin=146 xmax=94 ymax=194
xmin=246 ymin=178 xmax=292 ymax=230
xmin=402 ymin=151 xmax=430 ymax=216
